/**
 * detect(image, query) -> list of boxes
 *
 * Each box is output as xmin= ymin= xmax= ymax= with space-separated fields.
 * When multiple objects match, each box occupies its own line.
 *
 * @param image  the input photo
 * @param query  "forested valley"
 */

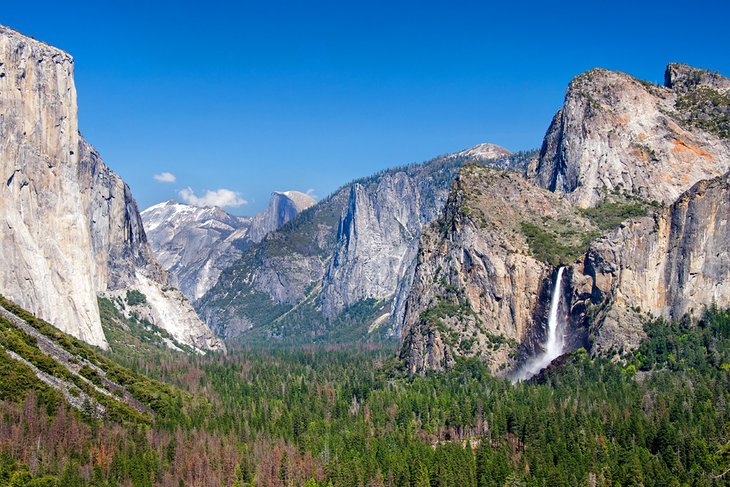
xmin=1 ymin=300 xmax=728 ymax=486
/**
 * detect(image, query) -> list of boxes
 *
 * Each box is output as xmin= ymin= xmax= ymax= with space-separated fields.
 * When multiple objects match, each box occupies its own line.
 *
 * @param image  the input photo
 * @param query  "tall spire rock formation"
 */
xmin=0 ymin=26 xmax=222 ymax=352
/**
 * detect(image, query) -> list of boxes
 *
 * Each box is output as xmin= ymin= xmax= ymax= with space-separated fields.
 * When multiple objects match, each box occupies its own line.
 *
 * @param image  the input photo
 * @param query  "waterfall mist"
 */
xmin=512 ymin=267 xmax=566 ymax=382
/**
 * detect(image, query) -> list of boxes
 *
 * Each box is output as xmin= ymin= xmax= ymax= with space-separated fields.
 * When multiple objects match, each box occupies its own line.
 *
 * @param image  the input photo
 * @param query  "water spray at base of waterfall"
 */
xmin=512 ymin=267 xmax=566 ymax=383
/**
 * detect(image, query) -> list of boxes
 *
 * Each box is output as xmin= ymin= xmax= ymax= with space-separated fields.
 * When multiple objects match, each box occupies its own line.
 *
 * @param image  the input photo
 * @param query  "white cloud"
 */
xmin=306 ymin=188 xmax=318 ymax=199
xmin=178 ymin=187 xmax=248 ymax=208
xmin=153 ymin=172 xmax=177 ymax=183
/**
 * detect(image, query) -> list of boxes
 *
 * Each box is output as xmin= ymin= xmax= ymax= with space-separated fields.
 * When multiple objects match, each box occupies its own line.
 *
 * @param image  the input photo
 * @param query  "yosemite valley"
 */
xmin=0 ymin=19 xmax=729 ymax=487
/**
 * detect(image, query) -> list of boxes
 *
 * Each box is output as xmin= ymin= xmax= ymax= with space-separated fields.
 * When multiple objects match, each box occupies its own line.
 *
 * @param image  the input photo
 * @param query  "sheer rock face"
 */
xmin=0 ymin=26 xmax=105 ymax=348
xmin=141 ymin=191 xmax=315 ymax=302
xmin=398 ymin=166 xmax=595 ymax=375
xmin=321 ymin=172 xmax=447 ymax=318
xmin=322 ymin=145 xmax=513 ymax=322
xmin=78 ymin=139 xmax=165 ymax=292
xmin=570 ymin=173 xmax=730 ymax=354
xmin=529 ymin=67 xmax=730 ymax=208
xmin=0 ymin=26 xmax=222 ymax=352
xmin=78 ymin=142 xmax=224 ymax=352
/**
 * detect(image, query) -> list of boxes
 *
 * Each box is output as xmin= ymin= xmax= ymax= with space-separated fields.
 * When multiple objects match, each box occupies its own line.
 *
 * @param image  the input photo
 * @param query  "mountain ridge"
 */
xmin=196 ymin=145 xmax=537 ymax=340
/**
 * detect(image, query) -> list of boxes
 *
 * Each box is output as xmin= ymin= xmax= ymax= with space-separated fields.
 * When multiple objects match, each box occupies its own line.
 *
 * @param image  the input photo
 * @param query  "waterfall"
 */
xmin=513 ymin=267 xmax=566 ymax=382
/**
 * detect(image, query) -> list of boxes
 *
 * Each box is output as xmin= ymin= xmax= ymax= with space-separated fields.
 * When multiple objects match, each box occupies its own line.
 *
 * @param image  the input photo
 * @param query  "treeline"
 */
xmin=1 ymin=307 xmax=729 ymax=485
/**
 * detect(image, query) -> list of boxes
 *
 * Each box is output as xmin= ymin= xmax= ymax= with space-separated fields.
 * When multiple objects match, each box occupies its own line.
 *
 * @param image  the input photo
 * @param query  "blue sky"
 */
xmin=5 ymin=1 xmax=729 ymax=214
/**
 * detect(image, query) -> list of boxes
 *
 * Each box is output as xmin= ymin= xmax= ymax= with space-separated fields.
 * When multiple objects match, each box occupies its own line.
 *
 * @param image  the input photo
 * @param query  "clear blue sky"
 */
xmin=5 ymin=1 xmax=729 ymax=214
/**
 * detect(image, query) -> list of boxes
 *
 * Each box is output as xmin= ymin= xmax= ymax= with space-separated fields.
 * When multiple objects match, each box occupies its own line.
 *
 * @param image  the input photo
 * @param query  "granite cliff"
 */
xmin=569 ymin=172 xmax=730 ymax=355
xmin=529 ymin=64 xmax=730 ymax=207
xmin=0 ymin=26 xmax=105 ymax=347
xmin=0 ymin=26 xmax=222 ymax=352
xmin=399 ymin=64 xmax=730 ymax=375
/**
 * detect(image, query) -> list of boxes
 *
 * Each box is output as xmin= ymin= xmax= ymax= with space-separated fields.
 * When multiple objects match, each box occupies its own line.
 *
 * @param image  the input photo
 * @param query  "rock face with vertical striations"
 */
xmin=0 ymin=25 xmax=222 ymax=352
xmin=568 ymin=172 xmax=730 ymax=355
xmin=320 ymin=168 xmax=458 ymax=319
xmin=528 ymin=65 xmax=730 ymax=208
xmin=0 ymin=25 xmax=106 ymax=348
xmin=141 ymin=190 xmax=316 ymax=302
xmin=77 ymin=138 xmax=165 ymax=292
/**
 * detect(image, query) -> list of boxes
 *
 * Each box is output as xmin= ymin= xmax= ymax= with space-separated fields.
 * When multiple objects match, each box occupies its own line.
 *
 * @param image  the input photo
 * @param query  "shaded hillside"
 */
xmin=0 ymin=295 xmax=192 ymax=424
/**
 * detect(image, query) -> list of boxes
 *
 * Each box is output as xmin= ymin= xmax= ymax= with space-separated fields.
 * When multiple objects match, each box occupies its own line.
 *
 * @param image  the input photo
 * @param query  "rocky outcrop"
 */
xmin=141 ymin=190 xmax=315 ymax=302
xmin=401 ymin=64 xmax=730 ymax=375
xmin=0 ymin=26 xmax=221 ymax=352
xmin=398 ymin=165 xmax=596 ymax=375
xmin=664 ymin=63 xmax=730 ymax=140
xmin=0 ymin=26 xmax=105 ymax=347
xmin=529 ymin=66 xmax=730 ymax=207
xmin=665 ymin=63 xmax=730 ymax=95
xmin=569 ymin=172 xmax=730 ymax=354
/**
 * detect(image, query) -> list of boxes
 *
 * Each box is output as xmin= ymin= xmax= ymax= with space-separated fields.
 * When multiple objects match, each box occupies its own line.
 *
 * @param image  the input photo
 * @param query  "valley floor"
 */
xmin=0 ymin=304 xmax=729 ymax=486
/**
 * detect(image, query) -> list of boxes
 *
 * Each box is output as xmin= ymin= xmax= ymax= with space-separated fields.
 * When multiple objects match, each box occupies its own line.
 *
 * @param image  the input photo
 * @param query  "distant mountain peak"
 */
xmin=272 ymin=190 xmax=317 ymax=212
xmin=454 ymin=143 xmax=512 ymax=161
xmin=141 ymin=189 xmax=316 ymax=301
